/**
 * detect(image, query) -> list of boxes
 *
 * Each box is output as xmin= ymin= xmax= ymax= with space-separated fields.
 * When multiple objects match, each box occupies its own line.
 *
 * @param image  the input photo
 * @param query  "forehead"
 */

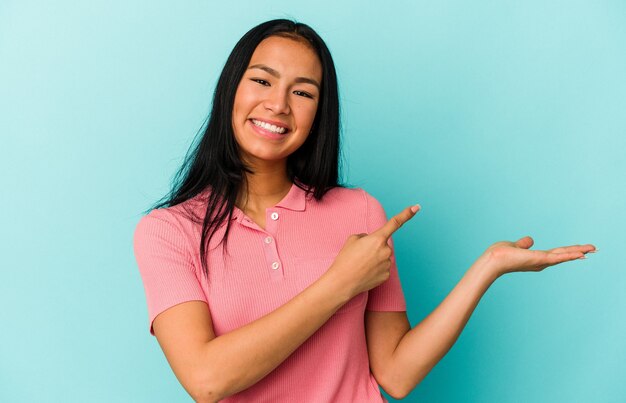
xmin=248 ymin=36 xmax=322 ymax=81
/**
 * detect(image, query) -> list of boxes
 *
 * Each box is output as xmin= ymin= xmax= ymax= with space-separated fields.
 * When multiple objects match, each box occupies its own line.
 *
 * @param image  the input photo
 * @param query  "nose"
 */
xmin=263 ymin=87 xmax=290 ymax=115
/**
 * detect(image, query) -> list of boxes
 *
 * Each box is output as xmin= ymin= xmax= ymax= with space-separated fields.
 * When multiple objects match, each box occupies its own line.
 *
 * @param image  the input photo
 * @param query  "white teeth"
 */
xmin=252 ymin=119 xmax=287 ymax=134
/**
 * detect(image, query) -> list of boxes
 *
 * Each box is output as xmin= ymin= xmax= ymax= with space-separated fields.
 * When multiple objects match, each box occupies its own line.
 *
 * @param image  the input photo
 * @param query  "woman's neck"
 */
xmin=237 ymin=167 xmax=292 ymax=215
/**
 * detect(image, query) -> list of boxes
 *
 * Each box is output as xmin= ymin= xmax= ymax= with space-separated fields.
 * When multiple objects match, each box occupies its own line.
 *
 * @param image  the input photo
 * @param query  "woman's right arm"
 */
xmin=154 ymin=271 xmax=349 ymax=403
xmin=150 ymin=207 xmax=417 ymax=403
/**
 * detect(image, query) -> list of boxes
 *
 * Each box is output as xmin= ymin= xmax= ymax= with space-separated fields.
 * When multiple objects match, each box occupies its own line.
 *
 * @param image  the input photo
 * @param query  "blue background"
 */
xmin=1 ymin=1 xmax=624 ymax=402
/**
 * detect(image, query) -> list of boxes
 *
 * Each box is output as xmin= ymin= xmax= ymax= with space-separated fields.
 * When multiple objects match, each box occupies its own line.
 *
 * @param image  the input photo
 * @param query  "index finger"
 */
xmin=373 ymin=204 xmax=421 ymax=239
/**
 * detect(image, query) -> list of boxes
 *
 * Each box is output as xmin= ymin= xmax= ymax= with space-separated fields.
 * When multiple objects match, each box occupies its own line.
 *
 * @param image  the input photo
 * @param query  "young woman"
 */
xmin=133 ymin=19 xmax=596 ymax=402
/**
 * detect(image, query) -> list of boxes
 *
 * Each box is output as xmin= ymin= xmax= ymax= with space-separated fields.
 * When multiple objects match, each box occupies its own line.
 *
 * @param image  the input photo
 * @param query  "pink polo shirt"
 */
xmin=133 ymin=183 xmax=406 ymax=402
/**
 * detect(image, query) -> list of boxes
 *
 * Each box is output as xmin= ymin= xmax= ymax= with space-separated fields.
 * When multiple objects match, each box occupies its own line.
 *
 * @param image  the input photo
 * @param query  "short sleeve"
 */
xmin=133 ymin=209 xmax=208 ymax=336
xmin=363 ymin=191 xmax=407 ymax=312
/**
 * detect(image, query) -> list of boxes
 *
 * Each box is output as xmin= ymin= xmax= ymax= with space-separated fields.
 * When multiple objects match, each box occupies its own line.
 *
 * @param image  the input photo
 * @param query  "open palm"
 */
xmin=483 ymin=236 xmax=596 ymax=276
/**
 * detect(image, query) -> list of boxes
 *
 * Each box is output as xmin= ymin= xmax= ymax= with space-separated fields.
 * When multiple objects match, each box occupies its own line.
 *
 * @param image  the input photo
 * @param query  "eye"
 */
xmin=251 ymin=78 xmax=270 ymax=86
xmin=293 ymin=90 xmax=313 ymax=99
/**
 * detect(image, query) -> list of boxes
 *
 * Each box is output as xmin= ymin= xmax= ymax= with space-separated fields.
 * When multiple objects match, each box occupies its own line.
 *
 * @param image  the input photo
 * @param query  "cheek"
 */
xmin=232 ymin=85 xmax=255 ymax=119
xmin=295 ymin=104 xmax=319 ymax=128
xmin=232 ymin=96 xmax=245 ymax=120
xmin=231 ymin=93 xmax=251 ymax=142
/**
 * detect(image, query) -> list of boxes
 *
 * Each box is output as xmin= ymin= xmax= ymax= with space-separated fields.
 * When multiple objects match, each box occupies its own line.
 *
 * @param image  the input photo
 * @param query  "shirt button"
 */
xmin=271 ymin=261 xmax=280 ymax=270
xmin=264 ymin=236 xmax=272 ymax=244
xmin=270 ymin=212 xmax=279 ymax=221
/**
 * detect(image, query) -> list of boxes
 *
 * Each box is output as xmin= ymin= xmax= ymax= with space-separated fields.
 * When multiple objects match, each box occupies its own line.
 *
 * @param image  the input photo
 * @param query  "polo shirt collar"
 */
xmin=275 ymin=182 xmax=307 ymax=211
xmin=230 ymin=182 xmax=308 ymax=222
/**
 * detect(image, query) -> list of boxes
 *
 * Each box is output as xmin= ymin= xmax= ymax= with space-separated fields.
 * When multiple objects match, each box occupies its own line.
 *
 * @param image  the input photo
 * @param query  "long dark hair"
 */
xmin=146 ymin=19 xmax=343 ymax=277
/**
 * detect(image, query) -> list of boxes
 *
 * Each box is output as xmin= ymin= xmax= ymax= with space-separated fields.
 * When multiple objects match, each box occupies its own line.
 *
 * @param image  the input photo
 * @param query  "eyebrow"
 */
xmin=248 ymin=64 xmax=320 ymax=90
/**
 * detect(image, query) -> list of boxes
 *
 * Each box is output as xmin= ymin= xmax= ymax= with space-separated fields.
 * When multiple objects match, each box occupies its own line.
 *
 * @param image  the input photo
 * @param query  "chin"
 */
xmin=240 ymin=150 xmax=288 ymax=165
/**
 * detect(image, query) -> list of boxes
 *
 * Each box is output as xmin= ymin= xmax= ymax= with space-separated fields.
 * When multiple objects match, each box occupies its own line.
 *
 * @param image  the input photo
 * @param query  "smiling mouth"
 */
xmin=250 ymin=119 xmax=289 ymax=134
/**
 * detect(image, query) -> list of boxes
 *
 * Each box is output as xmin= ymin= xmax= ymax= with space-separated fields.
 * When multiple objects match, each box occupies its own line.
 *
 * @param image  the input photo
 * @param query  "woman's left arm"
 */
xmin=365 ymin=236 xmax=596 ymax=399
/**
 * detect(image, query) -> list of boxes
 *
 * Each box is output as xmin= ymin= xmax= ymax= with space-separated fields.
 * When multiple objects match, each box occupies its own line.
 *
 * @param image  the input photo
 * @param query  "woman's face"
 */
xmin=231 ymin=35 xmax=323 ymax=168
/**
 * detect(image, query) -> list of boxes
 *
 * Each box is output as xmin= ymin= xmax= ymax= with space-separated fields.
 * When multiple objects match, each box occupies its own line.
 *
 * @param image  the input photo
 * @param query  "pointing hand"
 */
xmin=328 ymin=204 xmax=421 ymax=297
